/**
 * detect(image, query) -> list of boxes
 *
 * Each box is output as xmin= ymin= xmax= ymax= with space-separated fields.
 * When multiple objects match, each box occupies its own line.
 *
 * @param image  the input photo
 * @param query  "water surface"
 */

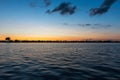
xmin=0 ymin=43 xmax=120 ymax=80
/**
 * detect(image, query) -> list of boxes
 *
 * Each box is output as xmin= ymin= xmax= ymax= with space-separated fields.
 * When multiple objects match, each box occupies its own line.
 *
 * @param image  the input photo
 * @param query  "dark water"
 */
xmin=0 ymin=43 xmax=120 ymax=80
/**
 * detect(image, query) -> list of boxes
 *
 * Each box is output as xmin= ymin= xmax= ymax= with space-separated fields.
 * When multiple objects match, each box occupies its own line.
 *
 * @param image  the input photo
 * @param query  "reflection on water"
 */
xmin=0 ymin=43 xmax=120 ymax=80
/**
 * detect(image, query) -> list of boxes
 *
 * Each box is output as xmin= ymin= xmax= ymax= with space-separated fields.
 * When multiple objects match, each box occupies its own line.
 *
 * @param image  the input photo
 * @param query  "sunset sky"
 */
xmin=0 ymin=0 xmax=120 ymax=40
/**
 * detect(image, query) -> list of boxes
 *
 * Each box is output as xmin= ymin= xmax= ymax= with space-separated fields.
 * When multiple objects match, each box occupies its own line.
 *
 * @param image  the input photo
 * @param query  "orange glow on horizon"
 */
xmin=0 ymin=33 xmax=120 ymax=41
xmin=0 ymin=35 xmax=120 ymax=41
xmin=0 ymin=36 xmax=84 ymax=41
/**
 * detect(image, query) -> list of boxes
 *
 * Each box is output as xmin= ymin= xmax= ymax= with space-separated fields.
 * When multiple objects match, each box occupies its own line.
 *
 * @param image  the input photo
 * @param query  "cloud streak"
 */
xmin=90 ymin=0 xmax=117 ymax=15
xmin=46 ymin=2 xmax=77 ymax=15
xmin=63 ymin=23 xmax=112 ymax=29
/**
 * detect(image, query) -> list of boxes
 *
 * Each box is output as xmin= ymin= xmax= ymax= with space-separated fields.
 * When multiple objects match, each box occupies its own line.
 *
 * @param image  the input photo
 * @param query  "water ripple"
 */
xmin=0 ymin=43 xmax=120 ymax=80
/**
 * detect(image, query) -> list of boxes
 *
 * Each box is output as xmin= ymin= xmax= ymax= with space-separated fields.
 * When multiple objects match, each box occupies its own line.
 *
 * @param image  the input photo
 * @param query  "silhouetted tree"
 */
xmin=5 ymin=37 xmax=11 ymax=42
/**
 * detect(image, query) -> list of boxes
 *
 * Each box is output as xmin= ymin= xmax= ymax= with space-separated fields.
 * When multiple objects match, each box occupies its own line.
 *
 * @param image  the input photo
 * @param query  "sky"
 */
xmin=0 ymin=0 xmax=120 ymax=41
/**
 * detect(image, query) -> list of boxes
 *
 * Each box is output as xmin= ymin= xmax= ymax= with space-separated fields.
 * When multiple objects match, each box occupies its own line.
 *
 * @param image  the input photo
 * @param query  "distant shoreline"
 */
xmin=0 ymin=40 xmax=120 ymax=43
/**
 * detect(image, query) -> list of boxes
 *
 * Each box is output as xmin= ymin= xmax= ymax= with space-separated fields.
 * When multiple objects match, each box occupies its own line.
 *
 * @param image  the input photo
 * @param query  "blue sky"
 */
xmin=0 ymin=0 xmax=120 ymax=40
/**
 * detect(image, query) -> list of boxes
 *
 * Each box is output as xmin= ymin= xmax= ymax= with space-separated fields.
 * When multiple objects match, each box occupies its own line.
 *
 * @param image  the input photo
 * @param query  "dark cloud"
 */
xmin=30 ymin=0 xmax=38 ymax=8
xmin=29 ymin=0 xmax=117 ymax=16
xmin=44 ymin=0 xmax=51 ymax=7
xmin=30 ymin=0 xmax=51 ymax=8
xmin=46 ymin=2 xmax=77 ymax=15
xmin=90 ymin=0 xmax=117 ymax=15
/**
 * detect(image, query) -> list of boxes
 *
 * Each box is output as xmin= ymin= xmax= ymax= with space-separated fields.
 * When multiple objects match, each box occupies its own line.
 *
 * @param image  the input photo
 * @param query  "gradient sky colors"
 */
xmin=0 ymin=0 xmax=120 ymax=40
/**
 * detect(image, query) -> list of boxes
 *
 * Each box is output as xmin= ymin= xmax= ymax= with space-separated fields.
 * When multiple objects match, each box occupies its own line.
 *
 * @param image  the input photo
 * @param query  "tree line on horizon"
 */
xmin=0 ymin=37 xmax=119 ymax=43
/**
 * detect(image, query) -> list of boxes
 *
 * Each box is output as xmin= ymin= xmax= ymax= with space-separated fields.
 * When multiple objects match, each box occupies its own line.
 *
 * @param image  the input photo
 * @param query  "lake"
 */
xmin=0 ymin=43 xmax=120 ymax=80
